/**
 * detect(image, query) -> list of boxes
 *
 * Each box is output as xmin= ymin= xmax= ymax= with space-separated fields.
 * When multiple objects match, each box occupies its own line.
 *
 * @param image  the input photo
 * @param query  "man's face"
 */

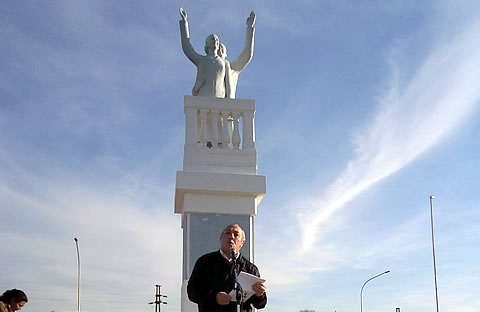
xmin=220 ymin=225 xmax=244 ymax=256
xmin=219 ymin=44 xmax=227 ymax=60
xmin=206 ymin=34 xmax=219 ymax=53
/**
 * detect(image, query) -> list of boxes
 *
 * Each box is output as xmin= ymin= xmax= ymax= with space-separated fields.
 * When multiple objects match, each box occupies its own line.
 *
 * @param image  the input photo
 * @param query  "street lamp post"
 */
xmin=360 ymin=270 xmax=390 ymax=312
xmin=74 ymin=237 xmax=81 ymax=312
xmin=430 ymin=195 xmax=440 ymax=312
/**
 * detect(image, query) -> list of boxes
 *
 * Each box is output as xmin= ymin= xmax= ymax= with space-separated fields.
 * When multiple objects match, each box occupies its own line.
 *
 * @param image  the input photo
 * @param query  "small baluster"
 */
xmin=210 ymin=110 xmax=220 ymax=148
xmin=199 ymin=109 xmax=208 ymax=148
xmin=231 ymin=112 xmax=241 ymax=150
xmin=221 ymin=111 xmax=231 ymax=149
xmin=242 ymin=111 xmax=255 ymax=150
xmin=184 ymin=106 xmax=197 ymax=146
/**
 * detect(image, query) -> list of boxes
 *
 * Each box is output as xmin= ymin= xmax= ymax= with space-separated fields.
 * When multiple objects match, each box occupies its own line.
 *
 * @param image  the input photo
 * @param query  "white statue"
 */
xmin=179 ymin=8 xmax=255 ymax=98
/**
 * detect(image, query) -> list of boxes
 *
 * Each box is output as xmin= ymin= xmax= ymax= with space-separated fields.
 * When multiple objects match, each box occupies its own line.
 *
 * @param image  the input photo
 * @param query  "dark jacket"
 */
xmin=187 ymin=251 xmax=267 ymax=312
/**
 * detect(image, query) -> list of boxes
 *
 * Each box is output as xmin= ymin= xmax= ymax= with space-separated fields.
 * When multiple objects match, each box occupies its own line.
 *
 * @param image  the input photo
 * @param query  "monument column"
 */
xmin=174 ymin=96 xmax=266 ymax=312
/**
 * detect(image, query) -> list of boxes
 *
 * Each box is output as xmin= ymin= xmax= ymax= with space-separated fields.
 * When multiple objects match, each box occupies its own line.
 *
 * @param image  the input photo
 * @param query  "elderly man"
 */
xmin=187 ymin=224 xmax=267 ymax=312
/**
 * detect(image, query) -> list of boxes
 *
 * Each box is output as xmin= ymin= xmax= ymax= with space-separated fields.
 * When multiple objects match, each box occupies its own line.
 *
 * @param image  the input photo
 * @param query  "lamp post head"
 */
xmin=430 ymin=195 xmax=436 ymax=199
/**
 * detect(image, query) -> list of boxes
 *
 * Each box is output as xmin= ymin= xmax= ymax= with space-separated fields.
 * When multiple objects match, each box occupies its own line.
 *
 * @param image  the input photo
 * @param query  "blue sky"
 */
xmin=1 ymin=1 xmax=480 ymax=312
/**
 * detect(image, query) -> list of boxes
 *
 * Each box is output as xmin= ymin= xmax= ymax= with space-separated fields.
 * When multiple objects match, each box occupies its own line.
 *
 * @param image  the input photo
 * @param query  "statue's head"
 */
xmin=204 ymin=34 xmax=219 ymax=54
xmin=218 ymin=43 xmax=227 ymax=60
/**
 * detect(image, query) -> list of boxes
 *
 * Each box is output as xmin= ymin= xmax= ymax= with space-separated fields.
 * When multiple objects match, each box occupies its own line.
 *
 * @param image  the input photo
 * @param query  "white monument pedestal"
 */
xmin=174 ymin=96 xmax=266 ymax=312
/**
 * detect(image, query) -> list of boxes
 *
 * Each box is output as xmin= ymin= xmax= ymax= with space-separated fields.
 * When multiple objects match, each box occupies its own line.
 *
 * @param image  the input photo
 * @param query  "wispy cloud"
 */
xmin=257 ymin=210 xmax=428 ymax=288
xmin=299 ymin=19 xmax=480 ymax=250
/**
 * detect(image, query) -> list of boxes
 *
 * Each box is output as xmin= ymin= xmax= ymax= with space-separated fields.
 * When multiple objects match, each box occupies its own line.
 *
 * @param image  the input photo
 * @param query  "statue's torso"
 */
xmin=194 ymin=55 xmax=226 ymax=97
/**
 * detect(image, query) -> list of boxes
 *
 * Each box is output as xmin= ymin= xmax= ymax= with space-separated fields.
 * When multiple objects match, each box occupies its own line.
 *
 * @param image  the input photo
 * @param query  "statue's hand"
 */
xmin=246 ymin=11 xmax=256 ymax=27
xmin=179 ymin=7 xmax=187 ymax=21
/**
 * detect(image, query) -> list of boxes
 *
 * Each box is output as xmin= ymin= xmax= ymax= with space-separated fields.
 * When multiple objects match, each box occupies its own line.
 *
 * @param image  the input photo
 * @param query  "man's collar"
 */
xmin=219 ymin=249 xmax=239 ymax=262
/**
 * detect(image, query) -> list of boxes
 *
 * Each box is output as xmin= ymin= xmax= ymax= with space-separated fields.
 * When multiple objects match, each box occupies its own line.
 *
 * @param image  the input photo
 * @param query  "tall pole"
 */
xmin=74 ymin=237 xmax=81 ymax=312
xmin=155 ymin=285 xmax=160 ymax=312
xmin=360 ymin=270 xmax=390 ymax=312
xmin=430 ymin=195 xmax=440 ymax=312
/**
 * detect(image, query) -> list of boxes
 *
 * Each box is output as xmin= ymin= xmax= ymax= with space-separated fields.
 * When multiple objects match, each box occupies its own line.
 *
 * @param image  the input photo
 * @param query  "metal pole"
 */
xmin=74 ymin=238 xmax=81 ymax=312
xmin=360 ymin=270 xmax=390 ymax=312
xmin=149 ymin=285 xmax=167 ymax=311
xmin=430 ymin=195 xmax=440 ymax=312
xmin=155 ymin=285 xmax=160 ymax=312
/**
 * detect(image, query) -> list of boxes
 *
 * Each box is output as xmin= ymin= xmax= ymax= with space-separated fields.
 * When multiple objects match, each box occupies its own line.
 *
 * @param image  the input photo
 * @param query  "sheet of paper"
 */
xmin=229 ymin=271 xmax=266 ymax=301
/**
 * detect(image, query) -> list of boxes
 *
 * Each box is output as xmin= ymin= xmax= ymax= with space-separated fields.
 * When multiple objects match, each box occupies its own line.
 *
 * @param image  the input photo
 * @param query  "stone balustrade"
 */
xmin=184 ymin=96 xmax=256 ymax=150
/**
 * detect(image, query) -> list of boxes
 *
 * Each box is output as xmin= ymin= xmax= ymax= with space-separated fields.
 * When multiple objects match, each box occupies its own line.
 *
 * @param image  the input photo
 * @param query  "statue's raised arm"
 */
xmin=179 ymin=7 xmax=201 ymax=66
xmin=231 ymin=11 xmax=255 ymax=73
xmin=224 ymin=11 xmax=256 ymax=98
xmin=178 ymin=7 xmax=227 ymax=97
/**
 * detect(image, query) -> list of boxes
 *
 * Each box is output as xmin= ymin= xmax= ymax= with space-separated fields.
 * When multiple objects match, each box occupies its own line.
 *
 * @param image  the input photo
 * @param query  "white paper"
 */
xmin=229 ymin=271 xmax=266 ymax=301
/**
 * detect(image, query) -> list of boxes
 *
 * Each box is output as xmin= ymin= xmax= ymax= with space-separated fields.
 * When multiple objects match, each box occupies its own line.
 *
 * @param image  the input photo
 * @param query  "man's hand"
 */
xmin=246 ymin=11 xmax=256 ymax=27
xmin=216 ymin=292 xmax=232 ymax=305
xmin=179 ymin=7 xmax=187 ymax=21
xmin=252 ymin=282 xmax=266 ymax=297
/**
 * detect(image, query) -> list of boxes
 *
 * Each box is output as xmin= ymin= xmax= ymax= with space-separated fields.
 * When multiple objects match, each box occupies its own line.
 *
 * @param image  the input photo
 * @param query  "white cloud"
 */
xmin=299 ymin=18 xmax=480 ymax=250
